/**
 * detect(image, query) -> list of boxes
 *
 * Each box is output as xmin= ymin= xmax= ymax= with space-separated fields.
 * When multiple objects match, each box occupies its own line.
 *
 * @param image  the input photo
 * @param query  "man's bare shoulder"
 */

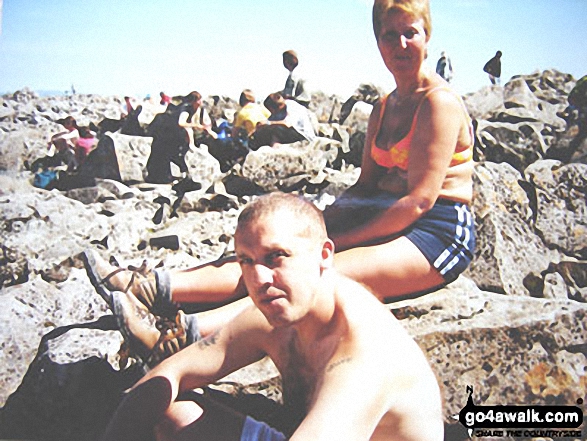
xmin=331 ymin=272 xmax=434 ymax=377
xmin=333 ymin=273 xmax=399 ymax=330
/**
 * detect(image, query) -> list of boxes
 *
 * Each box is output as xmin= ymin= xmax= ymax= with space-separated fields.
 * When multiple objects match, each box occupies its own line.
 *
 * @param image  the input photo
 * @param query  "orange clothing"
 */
xmin=370 ymin=87 xmax=473 ymax=171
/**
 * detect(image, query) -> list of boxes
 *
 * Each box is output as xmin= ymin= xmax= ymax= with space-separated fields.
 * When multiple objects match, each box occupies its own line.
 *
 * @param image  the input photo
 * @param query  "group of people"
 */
xmin=82 ymin=0 xmax=478 ymax=439
xmin=31 ymin=116 xmax=123 ymax=190
xmin=144 ymin=49 xmax=316 ymax=183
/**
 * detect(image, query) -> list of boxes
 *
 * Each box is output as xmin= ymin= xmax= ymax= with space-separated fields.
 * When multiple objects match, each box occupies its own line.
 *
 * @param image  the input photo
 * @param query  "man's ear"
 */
xmin=320 ymin=239 xmax=335 ymax=270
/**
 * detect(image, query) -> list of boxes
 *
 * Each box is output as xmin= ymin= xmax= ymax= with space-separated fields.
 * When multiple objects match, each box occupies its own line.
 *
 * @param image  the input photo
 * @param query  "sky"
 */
xmin=0 ymin=0 xmax=586 ymax=101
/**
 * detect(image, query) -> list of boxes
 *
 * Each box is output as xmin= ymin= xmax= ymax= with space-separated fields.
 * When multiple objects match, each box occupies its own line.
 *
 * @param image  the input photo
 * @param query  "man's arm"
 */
xmin=100 ymin=306 xmax=269 ymax=441
xmin=138 ymin=306 xmax=269 ymax=395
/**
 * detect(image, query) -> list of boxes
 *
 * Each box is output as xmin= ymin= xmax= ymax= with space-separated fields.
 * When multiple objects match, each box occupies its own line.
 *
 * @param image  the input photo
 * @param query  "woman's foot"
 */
xmin=82 ymin=249 xmax=161 ymax=310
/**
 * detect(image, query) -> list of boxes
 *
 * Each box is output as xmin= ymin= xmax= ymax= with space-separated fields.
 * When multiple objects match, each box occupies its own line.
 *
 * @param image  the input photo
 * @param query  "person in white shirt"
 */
xmin=282 ymin=50 xmax=311 ymax=108
xmin=249 ymin=92 xmax=316 ymax=149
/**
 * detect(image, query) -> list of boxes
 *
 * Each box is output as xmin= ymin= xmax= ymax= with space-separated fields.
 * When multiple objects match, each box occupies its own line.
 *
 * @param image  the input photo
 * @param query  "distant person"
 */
xmin=249 ymin=92 xmax=316 ymax=149
xmin=178 ymin=91 xmax=217 ymax=149
xmin=159 ymin=92 xmax=171 ymax=106
xmin=75 ymin=126 xmax=98 ymax=165
xmin=48 ymin=134 xmax=123 ymax=191
xmin=231 ymin=89 xmax=270 ymax=143
xmin=31 ymin=116 xmax=80 ymax=175
xmin=145 ymin=100 xmax=191 ymax=183
xmin=98 ymin=192 xmax=444 ymax=441
xmin=565 ymin=74 xmax=587 ymax=157
xmin=282 ymin=49 xmax=311 ymax=108
xmin=483 ymin=50 xmax=502 ymax=85
xmin=568 ymin=74 xmax=587 ymax=128
xmin=435 ymin=51 xmax=453 ymax=82
xmin=121 ymin=96 xmax=134 ymax=118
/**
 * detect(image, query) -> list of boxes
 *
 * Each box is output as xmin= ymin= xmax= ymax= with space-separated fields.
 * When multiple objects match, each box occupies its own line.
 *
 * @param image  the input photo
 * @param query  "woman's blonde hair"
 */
xmin=372 ymin=0 xmax=432 ymax=40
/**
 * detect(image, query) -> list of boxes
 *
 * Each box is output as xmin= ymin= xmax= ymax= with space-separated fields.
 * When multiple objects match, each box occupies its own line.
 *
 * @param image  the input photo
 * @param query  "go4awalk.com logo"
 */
xmin=457 ymin=386 xmax=584 ymax=439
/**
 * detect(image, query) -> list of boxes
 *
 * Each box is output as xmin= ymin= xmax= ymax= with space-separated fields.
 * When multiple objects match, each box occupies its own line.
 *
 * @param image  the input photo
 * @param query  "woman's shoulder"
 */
xmin=420 ymin=82 xmax=464 ymax=112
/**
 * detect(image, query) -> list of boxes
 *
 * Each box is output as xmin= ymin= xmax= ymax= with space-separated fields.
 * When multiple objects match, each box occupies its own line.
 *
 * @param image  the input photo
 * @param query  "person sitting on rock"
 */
xmin=231 ymin=89 xmax=270 ymax=146
xmin=83 ymin=0 xmax=475 ymax=362
xmin=568 ymin=75 xmax=587 ymax=135
xmin=98 ymin=192 xmax=444 ymax=441
xmin=282 ymin=49 xmax=311 ymax=108
xmin=145 ymin=94 xmax=209 ymax=184
xmin=74 ymin=126 xmax=98 ymax=166
xmin=31 ymin=116 xmax=80 ymax=173
xmin=249 ymin=92 xmax=316 ymax=149
xmin=178 ymin=91 xmax=217 ymax=149
xmin=121 ymin=96 xmax=134 ymax=118
xmin=159 ymin=91 xmax=172 ymax=106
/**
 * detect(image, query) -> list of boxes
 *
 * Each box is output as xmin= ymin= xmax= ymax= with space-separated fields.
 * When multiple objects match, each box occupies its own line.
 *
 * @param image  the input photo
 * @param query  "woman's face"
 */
xmin=376 ymin=10 xmax=429 ymax=78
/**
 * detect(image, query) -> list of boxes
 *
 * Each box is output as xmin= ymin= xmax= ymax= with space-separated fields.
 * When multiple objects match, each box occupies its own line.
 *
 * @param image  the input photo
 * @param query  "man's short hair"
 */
xmin=263 ymin=92 xmax=286 ymax=114
xmin=239 ymin=89 xmax=256 ymax=107
xmin=236 ymin=192 xmax=327 ymax=242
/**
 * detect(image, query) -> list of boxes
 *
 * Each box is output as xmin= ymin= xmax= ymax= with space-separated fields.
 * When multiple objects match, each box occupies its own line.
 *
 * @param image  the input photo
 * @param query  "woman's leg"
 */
xmin=169 ymin=257 xmax=246 ymax=304
xmin=334 ymin=236 xmax=446 ymax=301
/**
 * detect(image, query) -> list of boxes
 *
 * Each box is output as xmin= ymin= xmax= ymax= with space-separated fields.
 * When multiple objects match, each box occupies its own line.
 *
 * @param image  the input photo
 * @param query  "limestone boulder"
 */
xmin=0 ymin=183 xmax=110 ymax=287
xmin=391 ymin=278 xmax=587 ymax=424
xmin=525 ymin=160 xmax=587 ymax=259
xmin=463 ymin=85 xmax=505 ymax=121
xmin=241 ymin=138 xmax=338 ymax=191
xmin=466 ymin=162 xmax=559 ymax=296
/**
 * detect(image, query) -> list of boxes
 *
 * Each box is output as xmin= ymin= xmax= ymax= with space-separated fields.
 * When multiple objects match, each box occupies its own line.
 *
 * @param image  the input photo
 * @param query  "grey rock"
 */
xmin=241 ymin=138 xmax=338 ymax=191
xmin=466 ymin=162 xmax=559 ymax=296
xmin=391 ymin=279 xmax=587 ymax=421
xmin=525 ymin=160 xmax=587 ymax=258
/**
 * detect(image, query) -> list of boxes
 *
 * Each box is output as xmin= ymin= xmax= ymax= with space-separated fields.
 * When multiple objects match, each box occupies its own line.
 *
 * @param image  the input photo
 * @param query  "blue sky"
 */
xmin=0 ymin=0 xmax=586 ymax=100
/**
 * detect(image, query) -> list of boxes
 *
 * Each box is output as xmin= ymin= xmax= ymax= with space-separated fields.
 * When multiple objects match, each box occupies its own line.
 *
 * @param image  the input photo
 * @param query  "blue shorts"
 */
xmin=241 ymin=416 xmax=286 ymax=441
xmin=324 ymin=191 xmax=475 ymax=283
xmin=404 ymin=199 xmax=475 ymax=283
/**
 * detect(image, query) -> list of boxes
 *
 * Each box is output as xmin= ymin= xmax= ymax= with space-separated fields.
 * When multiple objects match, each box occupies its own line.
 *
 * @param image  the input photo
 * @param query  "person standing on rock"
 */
xmin=435 ymin=51 xmax=453 ymax=82
xmin=84 ymin=0 xmax=475 ymax=360
xmin=99 ymin=193 xmax=444 ymax=441
xmin=282 ymin=50 xmax=311 ymax=108
xmin=483 ymin=50 xmax=502 ymax=85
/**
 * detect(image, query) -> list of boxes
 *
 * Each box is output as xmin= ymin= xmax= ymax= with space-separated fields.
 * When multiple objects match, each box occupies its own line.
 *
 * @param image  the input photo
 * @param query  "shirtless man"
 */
xmin=100 ymin=192 xmax=443 ymax=441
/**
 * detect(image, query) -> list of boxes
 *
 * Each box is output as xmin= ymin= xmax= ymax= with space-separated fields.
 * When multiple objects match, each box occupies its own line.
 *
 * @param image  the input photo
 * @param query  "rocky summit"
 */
xmin=1 ymin=69 xmax=586 ymax=441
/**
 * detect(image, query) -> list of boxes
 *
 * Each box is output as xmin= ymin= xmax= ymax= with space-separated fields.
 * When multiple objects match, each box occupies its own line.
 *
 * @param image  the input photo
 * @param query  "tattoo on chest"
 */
xmin=326 ymin=356 xmax=352 ymax=373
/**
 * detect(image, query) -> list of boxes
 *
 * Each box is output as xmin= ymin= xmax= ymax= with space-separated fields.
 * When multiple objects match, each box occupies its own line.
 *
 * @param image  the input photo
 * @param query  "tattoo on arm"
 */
xmin=326 ymin=357 xmax=353 ymax=373
xmin=197 ymin=330 xmax=220 ymax=350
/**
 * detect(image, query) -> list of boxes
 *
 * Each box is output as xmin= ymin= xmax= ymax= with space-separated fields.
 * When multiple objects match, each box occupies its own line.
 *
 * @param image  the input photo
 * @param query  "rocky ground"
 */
xmin=0 ymin=70 xmax=586 ymax=440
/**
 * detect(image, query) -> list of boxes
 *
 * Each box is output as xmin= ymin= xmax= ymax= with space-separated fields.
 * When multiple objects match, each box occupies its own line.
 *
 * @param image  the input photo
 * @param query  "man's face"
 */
xmin=235 ymin=209 xmax=330 ymax=328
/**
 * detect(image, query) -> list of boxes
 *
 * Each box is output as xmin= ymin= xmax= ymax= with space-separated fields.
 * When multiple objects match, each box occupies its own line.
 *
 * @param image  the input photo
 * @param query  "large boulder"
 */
xmin=392 ymin=277 xmax=587 ymax=427
xmin=466 ymin=162 xmax=559 ymax=296
xmin=525 ymin=160 xmax=587 ymax=259
xmin=241 ymin=138 xmax=338 ymax=191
